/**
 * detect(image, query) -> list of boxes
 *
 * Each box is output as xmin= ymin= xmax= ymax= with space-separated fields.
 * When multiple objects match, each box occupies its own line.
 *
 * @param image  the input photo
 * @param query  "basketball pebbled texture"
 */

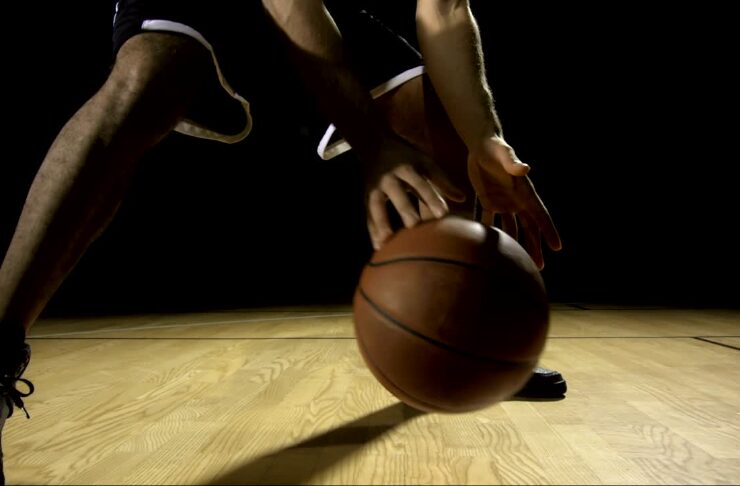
xmin=353 ymin=216 xmax=550 ymax=413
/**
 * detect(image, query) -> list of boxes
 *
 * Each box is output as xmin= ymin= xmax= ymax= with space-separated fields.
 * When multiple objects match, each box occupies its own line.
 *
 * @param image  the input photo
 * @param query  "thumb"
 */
xmin=497 ymin=144 xmax=531 ymax=176
xmin=504 ymin=158 xmax=531 ymax=176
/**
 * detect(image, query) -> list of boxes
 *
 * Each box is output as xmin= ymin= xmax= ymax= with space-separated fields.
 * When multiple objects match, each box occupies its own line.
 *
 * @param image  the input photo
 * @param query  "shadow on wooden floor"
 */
xmin=208 ymin=402 xmax=425 ymax=485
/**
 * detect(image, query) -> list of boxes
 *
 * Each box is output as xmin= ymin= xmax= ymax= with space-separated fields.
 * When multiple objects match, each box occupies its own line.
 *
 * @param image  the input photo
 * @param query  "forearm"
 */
xmin=262 ymin=0 xmax=388 ymax=159
xmin=416 ymin=0 xmax=502 ymax=149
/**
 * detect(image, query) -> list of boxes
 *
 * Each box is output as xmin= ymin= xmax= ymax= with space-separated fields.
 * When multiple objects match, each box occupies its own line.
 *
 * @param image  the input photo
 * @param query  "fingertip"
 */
xmin=531 ymin=253 xmax=545 ymax=270
xmin=432 ymin=205 xmax=448 ymax=219
xmin=372 ymin=235 xmax=386 ymax=251
xmin=369 ymin=226 xmax=389 ymax=251
xmin=548 ymin=234 xmax=563 ymax=251
xmin=377 ymin=228 xmax=395 ymax=248
xmin=401 ymin=212 xmax=421 ymax=229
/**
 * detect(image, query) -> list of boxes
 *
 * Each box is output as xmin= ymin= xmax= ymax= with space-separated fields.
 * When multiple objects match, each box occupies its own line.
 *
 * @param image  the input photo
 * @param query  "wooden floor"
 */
xmin=4 ymin=305 xmax=739 ymax=485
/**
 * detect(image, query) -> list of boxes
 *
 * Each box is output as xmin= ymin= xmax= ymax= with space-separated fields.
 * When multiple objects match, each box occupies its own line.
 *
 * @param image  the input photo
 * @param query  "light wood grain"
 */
xmin=3 ymin=306 xmax=738 ymax=484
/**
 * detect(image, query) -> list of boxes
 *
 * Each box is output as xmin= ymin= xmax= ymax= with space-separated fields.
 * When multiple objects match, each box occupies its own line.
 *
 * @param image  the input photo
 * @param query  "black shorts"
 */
xmin=112 ymin=0 xmax=424 ymax=159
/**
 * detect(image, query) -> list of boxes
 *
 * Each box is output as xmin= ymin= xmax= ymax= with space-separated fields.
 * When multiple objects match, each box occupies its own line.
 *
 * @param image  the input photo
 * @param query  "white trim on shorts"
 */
xmin=316 ymin=65 xmax=425 ymax=161
xmin=141 ymin=19 xmax=253 ymax=144
xmin=137 ymin=19 xmax=423 ymax=154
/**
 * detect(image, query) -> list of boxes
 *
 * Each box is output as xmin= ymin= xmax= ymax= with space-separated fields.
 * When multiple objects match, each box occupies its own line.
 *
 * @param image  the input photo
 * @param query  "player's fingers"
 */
xmin=395 ymin=166 xmax=448 ymax=219
xmin=524 ymin=181 xmax=562 ymax=251
xmin=519 ymin=212 xmax=545 ymax=270
xmin=366 ymin=217 xmax=380 ymax=250
xmin=418 ymin=199 xmax=436 ymax=220
xmin=533 ymin=205 xmax=562 ymax=252
xmin=382 ymin=177 xmax=421 ymax=229
xmin=367 ymin=190 xmax=393 ymax=249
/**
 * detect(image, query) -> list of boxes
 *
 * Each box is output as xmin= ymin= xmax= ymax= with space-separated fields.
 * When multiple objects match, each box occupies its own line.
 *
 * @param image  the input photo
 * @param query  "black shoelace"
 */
xmin=1 ymin=349 xmax=34 ymax=420
xmin=1 ymin=377 xmax=34 ymax=420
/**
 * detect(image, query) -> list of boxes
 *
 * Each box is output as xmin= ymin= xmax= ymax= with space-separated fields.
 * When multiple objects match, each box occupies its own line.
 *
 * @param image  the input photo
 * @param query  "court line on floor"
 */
xmin=549 ymin=335 xmax=740 ymax=339
xmin=693 ymin=337 xmax=740 ymax=351
xmin=28 ymin=313 xmax=354 ymax=338
xmin=29 ymin=336 xmax=357 ymax=340
xmin=28 ymin=335 xmax=740 ymax=341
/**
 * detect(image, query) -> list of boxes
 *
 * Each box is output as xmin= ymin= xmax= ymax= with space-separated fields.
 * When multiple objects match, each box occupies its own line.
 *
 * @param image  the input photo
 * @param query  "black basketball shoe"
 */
xmin=1 ymin=338 xmax=34 ymax=486
xmin=513 ymin=366 xmax=567 ymax=399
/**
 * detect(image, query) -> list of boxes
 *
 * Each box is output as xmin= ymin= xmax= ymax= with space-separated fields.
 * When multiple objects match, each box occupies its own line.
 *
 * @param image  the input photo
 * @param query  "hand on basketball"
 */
xmin=364 ymin=135 xmax=465 ymax=250
xmin=467 ymin=135 xmax=562 ymax=269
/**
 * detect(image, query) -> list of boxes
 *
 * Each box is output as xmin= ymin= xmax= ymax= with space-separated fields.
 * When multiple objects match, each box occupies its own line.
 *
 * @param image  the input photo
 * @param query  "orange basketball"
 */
xmin=353 ymin=216 xmax=550 ymax=413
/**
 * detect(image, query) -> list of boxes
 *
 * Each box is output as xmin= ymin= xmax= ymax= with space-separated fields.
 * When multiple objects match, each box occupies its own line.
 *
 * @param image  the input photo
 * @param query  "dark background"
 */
xmin=2 ymin=2 xmax=737 ymax=316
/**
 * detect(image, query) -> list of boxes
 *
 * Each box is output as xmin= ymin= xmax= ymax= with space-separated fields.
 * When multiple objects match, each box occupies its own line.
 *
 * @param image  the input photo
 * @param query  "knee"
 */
xmin=99 ymin=33 xmax=210 ymax=124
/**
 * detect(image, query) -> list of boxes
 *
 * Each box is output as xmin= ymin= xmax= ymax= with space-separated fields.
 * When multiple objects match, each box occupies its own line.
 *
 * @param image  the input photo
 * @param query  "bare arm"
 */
xmin=262 ymin=0 xmax=463 ymax=247
xmin=262 ymin=0 xmax=385 ymax=157
xmin=415 ymin=0 xmax=529 ymax=175
xmin=416 ymin=0 xmax=562 ymax=266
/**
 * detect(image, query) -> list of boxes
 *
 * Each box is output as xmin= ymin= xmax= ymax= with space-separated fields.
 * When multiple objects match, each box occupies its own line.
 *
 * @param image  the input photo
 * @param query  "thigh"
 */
xmin=338 ymin=9 xmax=474 ymax=209
xmin=111 ymin=0 xmax=273 ymax=143
xmin=323 ymin=8 xmax=474 ymax=208
xmin=374 ymin=75 xmax=471 ymax=196
xmin=374 ymin=74 xmax=475 ymax=216
xmin=105 ymin=32 xmax=211 ymax=134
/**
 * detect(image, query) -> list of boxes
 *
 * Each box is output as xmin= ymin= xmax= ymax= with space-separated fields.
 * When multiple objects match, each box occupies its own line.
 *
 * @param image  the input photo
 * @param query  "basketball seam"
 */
xmin=368 ymin=256 xmax=490 ymax=271
xmin=358 ymin=288 xmax=528 ymax=367
xmin=355 ymin=329 xmax=452 ymax=413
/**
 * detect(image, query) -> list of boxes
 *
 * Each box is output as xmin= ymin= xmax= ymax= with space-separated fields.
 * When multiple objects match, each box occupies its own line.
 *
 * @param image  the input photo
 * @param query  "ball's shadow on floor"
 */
xmin=207 ymin=394 xmax=564 ymax=484
xmin=207 ymin=402 xmax=425 ymax=485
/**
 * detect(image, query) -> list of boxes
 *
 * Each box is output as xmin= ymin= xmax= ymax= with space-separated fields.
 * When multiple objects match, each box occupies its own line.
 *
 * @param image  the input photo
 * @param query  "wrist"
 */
xmin=459 ymin=112 xmax=502 ymax=151
xmin=467 ymin=130 xmax=503 ymax=155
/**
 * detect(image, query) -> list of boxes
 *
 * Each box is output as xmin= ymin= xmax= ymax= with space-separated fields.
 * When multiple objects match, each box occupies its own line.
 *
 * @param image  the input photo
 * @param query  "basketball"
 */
xmin=353 ymin=216 xmax=550 ymax=413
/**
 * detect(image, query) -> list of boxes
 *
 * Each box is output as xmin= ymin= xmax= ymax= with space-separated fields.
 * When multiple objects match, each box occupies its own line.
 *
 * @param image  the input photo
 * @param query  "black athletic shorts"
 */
xmin=111 ymin=0 xmax=424 ymax=159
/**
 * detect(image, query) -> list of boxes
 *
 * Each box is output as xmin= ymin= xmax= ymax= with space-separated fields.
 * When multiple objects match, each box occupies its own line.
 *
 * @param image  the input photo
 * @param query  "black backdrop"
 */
xmin=2 ymin=2 xmax=737 ymax=316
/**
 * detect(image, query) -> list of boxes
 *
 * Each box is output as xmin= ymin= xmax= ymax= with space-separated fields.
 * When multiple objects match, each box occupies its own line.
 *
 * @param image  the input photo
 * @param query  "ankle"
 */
xmin=0 ymin=324 xmax=27 ymax=371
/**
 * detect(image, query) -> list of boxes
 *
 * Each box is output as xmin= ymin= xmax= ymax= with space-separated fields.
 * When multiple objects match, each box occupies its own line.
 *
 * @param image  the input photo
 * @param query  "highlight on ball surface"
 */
xmin=353 ymin=216 xmax=549 ymax=413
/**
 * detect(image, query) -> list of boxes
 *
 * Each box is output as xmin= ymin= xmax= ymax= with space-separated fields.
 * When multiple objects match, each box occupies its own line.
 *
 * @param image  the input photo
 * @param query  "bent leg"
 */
xmin=0 ymin=32 xmax=211 ymax=333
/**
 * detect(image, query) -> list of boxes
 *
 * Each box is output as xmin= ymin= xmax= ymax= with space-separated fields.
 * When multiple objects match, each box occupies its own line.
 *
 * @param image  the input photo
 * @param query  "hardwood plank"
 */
xmin=3 ymin=307 xmax=738 ymax=484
